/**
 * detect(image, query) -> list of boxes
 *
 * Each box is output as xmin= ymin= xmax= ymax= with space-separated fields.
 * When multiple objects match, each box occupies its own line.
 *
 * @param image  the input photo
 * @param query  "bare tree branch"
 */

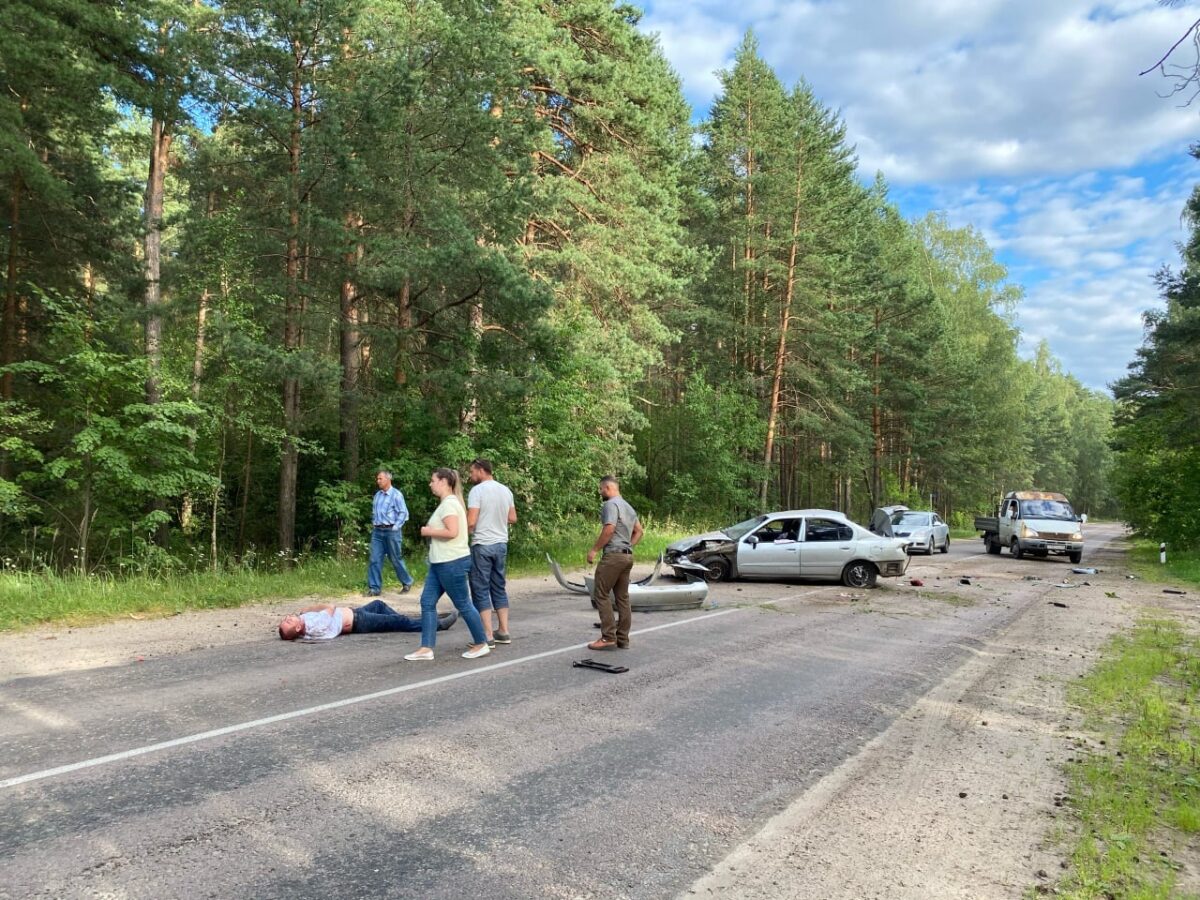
xmin=1140 ymin=15 xmax=1200 ymax=75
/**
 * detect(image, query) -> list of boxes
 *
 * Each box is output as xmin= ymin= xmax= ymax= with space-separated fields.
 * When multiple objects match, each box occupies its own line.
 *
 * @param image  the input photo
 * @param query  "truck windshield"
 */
xmin=1018 ymin=499 xmax=1076 ymax=520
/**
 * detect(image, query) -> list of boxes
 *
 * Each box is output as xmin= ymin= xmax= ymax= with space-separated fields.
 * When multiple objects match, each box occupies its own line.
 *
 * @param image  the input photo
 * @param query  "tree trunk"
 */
xmin=392 ymin=276 xmax=412 ymax=449
xmin=180 ymin=286 xmax=210 ymax=531
xmin=143 ymin=118 xmax=173 ymax=405
xmin=339 ymin=214 xmax=362 ymax=483
xmin=393 ymin=279 xmax=411 ymax=401
xmin=210 ymin=426 xmax=224 ymax=574
xmin=278 ymin=43 xmax=304 ymax=559
xmin=79 ymin=465 xmax=92 ymax=574
xmin=2 ymin=171 xmax=21 ymax=403
xmin=742 ymin=124 xmax=754 ymax=374
xmin=237 ymin=429 xmax=253 ymax=558
xmin=760 ymin=149 xmax=804 ymax=507
xmin=871 ymin=308 xmax=883 ymax=507
xmin=143 ymin=113 xmax=174 ymax=546
xmin=461 ymin=293 xmax=484 ymax=432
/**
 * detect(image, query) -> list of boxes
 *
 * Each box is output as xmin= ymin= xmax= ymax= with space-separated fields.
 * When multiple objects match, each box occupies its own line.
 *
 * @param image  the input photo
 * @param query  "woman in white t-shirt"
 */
xmin=404 ymin=467 xmax=491 ymax=661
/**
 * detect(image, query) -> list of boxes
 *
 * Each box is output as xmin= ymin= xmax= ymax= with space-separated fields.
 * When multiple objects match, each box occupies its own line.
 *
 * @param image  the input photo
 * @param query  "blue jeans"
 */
xmin=368 ymin=527 xmax=413 ymax=593
xmin=470 ymin=543 xmax=509 ymax=611
xmin=420 ymin=555 xmax=487 ymax=648
xmin=352 ymin=599 xmax=421 ymax=633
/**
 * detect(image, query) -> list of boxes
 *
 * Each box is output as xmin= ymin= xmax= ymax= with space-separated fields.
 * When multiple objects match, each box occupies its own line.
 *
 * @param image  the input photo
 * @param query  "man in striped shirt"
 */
xmin=367 ymin=469 xmax=415 ymax=596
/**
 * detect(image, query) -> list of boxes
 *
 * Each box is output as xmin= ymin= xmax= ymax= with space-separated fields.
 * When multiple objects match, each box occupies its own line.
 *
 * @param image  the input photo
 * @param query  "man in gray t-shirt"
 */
xmin=586 ymin=475 xmax=643 ymax=651
xmin=467 ymin=458 xmax=518 ymax=645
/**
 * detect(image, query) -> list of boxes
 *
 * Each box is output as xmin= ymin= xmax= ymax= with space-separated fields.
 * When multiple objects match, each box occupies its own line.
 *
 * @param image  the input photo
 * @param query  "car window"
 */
xmin=753 ymin=518 xmax=800 ymax=543
xmin=804 ymin=518 xmax=852 ymax=542
xmin=933 ymin=515 xmax=943 ymax=526
xmin=724 ymin=516 xmax=768 ymax=541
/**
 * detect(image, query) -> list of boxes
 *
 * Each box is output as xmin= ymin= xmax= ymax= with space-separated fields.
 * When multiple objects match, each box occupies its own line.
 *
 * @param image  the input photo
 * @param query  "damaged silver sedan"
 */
xmin=663 ymin=509 xmax=910 ymax=589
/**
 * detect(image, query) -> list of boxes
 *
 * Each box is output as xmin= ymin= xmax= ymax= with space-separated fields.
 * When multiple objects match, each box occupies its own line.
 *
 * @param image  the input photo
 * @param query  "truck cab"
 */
xmin=975 ymin=491 xmax=1086 ymax=564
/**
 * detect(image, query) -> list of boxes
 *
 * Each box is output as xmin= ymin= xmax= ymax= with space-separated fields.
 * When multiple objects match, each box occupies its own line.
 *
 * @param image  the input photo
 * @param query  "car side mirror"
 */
xmin=1080 ymin=514 xmax=1088 ymax=525
xmin=746 ymin=535 xmax=759 ymax=548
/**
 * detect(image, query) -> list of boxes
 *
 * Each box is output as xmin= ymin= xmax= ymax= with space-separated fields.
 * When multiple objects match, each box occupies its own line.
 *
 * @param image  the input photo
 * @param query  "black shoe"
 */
xmin=365 ymin=590 xmax=381 ymax=597
xmin=437 ymin=611 xmax=458 ymax=631
xmin=401 ymin=582 xmax=413 ymax=594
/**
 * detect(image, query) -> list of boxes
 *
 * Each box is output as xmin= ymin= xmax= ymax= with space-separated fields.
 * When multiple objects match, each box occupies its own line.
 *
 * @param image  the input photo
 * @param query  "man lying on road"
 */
xmin=278 ymin=600 xmax=458 ymax=641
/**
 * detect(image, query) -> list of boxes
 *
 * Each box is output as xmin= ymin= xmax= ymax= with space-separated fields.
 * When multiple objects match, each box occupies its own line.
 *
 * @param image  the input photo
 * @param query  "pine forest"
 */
xmin=11 ymin=0 xmax=1190 ymax=577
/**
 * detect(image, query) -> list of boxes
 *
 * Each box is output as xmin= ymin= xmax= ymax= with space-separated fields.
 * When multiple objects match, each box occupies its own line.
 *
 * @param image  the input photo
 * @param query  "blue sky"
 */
xmin=635 ymin=0 xmax=1200 ymax=393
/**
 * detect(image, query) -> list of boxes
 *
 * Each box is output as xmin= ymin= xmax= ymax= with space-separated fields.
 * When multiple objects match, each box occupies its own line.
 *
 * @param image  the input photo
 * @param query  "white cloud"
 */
xmin=641 ymin=0 xmax=1200 ymax=182
xmin=926 ymin=164 xmax=1195 ymax=389
xmin=637 ymin=0 xmax=1200 ymax=390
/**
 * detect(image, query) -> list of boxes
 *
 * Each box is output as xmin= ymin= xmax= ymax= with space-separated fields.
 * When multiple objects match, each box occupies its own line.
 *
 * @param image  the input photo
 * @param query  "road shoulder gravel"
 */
xmin=682 ymin=529 xmax=1190 ymax=899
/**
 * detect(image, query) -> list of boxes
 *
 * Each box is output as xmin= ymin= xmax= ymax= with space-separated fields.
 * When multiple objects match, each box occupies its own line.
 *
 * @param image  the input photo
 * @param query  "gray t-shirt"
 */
xmin=601 ymin=496 xmax=638 ymax=552
xmin=468 ymin=479 xmax=515 ymax=546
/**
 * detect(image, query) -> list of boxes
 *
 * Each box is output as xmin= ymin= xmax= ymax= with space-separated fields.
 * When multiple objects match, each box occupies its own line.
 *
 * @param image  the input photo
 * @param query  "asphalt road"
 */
xmin=0 ymin=527 xmax=1124 ymax=899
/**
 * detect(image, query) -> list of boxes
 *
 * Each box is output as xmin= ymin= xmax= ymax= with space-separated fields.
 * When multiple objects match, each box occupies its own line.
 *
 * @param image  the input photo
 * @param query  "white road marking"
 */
xmin=0 ymin=607 xmax=743 ymax=791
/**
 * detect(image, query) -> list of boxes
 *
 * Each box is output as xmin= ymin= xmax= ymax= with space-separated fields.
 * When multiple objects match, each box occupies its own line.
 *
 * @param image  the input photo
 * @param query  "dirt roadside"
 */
xmin=683 ymin=526 xmax=1199 ymax=899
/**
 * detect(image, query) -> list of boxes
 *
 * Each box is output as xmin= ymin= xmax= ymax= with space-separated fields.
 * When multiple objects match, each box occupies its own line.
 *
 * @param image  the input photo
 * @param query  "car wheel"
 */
xmin=940 ymin=535 xmax=950 ymax=554
xmin=985 ymin=536 xmax=1001 ymax=555
xmin=842 ymin=561 xmax=878 ymax=589
xmin=926 ymin=537 xmax=935 ymax=555
xmin=1011 ymin=539 xmax=1024 ymax=560
xmin=1068 ymin=551 xmax=1082 ymax=564
xmin=701 ymin=557 xmax=730 ymax=582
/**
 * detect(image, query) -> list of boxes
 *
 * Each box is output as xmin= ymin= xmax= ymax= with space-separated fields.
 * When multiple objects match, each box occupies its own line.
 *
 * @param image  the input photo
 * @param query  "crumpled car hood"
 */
xmin=666 ymin=531 xmax=729 ymax=554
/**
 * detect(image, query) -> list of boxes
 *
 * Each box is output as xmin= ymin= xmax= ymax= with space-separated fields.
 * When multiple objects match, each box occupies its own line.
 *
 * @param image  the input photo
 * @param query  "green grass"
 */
xmin=0 ymin=518 xmax=700 ymax=633
xmin=0 ymin=557 xmax=367 ymax=631
xmin=916 ymin=590 xmax=975 ymax=607
xmin=507 ymin=518 xmax=692 ymax=578
xmin=1128 ymin=540 xmax=1200 ymax=589
xmin=1051 ymin=618 xmax=1200 ymax=899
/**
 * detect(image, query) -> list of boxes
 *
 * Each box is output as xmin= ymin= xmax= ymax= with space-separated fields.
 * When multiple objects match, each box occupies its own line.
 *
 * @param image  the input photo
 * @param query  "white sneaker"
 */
xmin=461 ymin=643 xmax=491 ymax=659
xmin=405 ymin=649 xmax=434 ymax=661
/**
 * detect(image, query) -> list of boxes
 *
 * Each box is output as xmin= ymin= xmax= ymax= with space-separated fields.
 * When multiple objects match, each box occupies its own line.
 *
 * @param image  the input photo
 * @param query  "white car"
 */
xmin=888 ymin=510 xmax=950 ymax=555
xmin=664 ymin=509 xmax=910 ymax=588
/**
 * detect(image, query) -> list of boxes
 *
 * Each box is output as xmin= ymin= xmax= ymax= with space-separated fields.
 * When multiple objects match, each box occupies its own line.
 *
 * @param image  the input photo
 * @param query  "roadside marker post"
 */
xmin=1161 ymin=542 xmax=1167 ymax=564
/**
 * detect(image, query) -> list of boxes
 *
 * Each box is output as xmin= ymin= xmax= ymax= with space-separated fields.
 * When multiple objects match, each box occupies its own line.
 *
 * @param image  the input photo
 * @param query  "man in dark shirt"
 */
xmin=585 ymin=475 xmax=643 ymax=651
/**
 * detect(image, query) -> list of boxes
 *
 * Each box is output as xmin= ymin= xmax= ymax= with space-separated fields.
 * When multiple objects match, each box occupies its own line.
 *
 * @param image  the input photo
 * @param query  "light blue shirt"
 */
xmin=373 ymin=486 xmax=409 ymax=528
xmin=300 ymin=608 xmax=347 ymax=641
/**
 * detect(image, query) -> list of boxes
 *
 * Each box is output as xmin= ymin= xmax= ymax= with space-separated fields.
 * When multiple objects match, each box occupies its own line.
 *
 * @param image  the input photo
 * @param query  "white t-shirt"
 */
xmin=300 ymin=608 xmax=347 ymax=641
xmin=427 ymin=496 xmax=470 ymax=564
xmin=468 ymin=479 xmax=514 ymax=546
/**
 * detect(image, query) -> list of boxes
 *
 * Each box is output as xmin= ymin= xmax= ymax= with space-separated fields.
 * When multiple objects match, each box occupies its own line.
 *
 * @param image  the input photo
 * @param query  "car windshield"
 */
xmin=1019 ymin=499 xmax=1076 ymax=520
xmin=892 ymin=512 xmax=932 ymax=527
xmin=723 ymin=516 xmax=768 ymax=541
